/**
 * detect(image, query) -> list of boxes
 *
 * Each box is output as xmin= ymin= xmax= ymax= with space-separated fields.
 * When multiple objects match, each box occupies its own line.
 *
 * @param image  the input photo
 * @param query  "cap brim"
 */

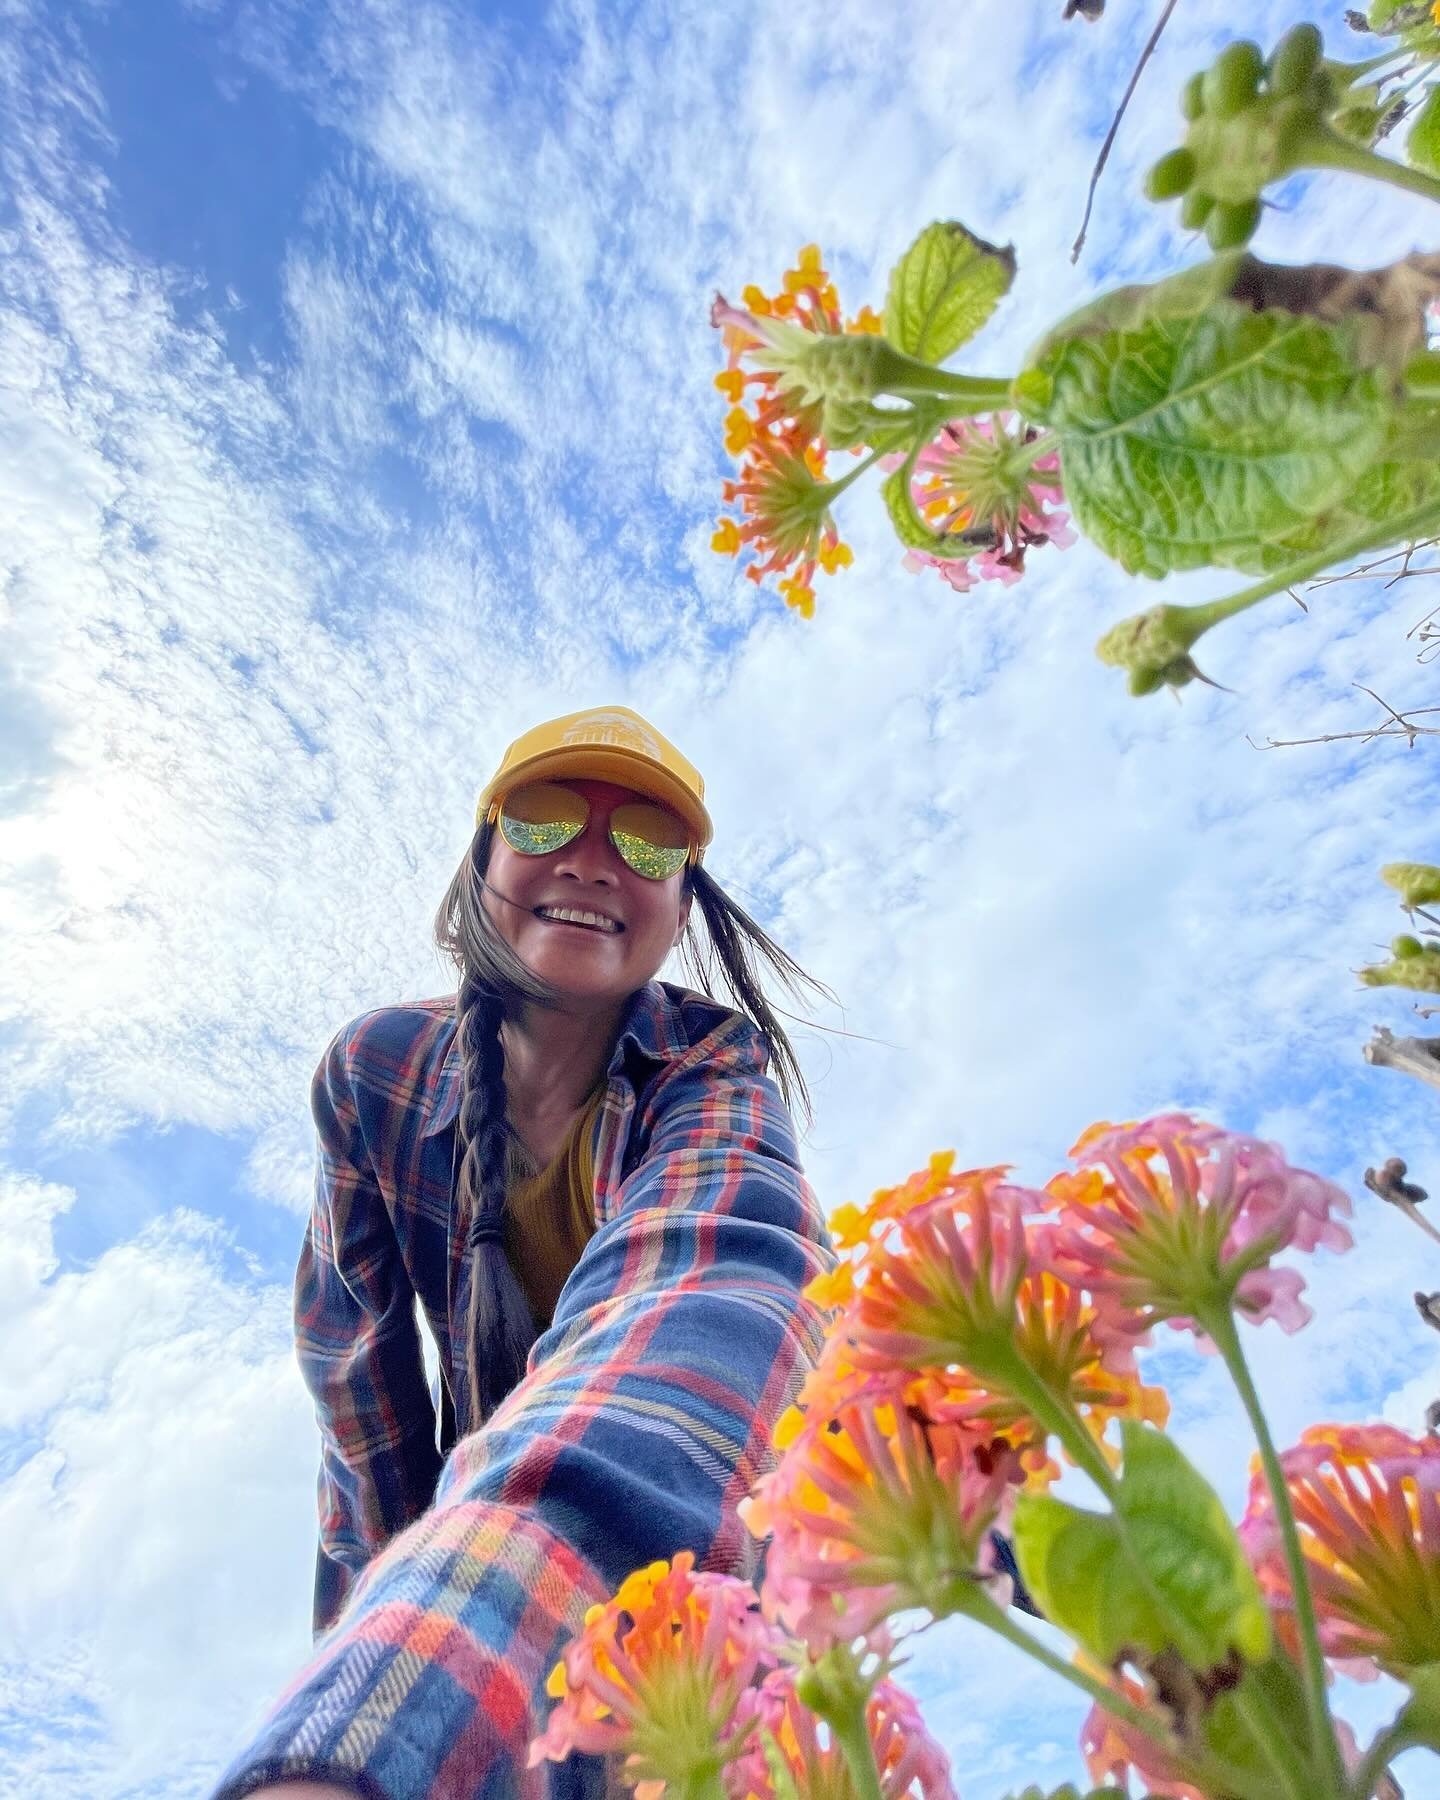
xmin=482 ymin=746 xmax=713 ymax=847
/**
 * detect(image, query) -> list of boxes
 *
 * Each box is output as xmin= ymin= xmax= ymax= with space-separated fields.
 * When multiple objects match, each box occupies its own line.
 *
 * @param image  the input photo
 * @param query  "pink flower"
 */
xmin=741 ymin=1383 xmax=1021 ymax=1651
xmin=1238 ymin=1422 xmax=1440 ymax=1679
xmin=1043 ymin=1115 xmax=1353 ymax=1350
xmin=529 ymin=1552 xmax=785 ymax=1797
xmin=837 ymin=1170 xmax=1168 ymax=1482
xmin=899 ymin=413 xmax=1073 ymax=593
xmin=727 ymin=1667 xmax=957 ymax=1800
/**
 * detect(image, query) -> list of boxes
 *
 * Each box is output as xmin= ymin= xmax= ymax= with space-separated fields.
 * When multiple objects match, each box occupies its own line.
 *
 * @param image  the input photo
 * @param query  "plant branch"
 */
xmin=1246 ymin=691 xmax=1440 ymax=751
xmin=1364 ymin=1028 xmax=1440 ymax=1110
xmin=1071 ymin=0 xmax=1183 ymax=262
xmin=1203 ymin=1308 xmax=1348 ymax=1795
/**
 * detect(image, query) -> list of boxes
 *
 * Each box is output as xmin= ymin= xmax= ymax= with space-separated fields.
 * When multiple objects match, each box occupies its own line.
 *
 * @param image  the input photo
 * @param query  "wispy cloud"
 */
xmin=3 ymin=0 xmax=1440 ymax=1792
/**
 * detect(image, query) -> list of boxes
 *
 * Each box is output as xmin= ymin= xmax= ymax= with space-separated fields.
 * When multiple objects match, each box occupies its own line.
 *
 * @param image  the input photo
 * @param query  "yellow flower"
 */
xmin=711 ymin=518 xmax=741 ymax=555
xmin=849 ymin=304 xmax=884 ymax=335
xmin=779 ymin=577 xmax=815 ymax=618
xmin=818 ymin=540 xmax=854 ymax=574
xmin=723 ymin=406 xmax=755 ymax=455
xmin=783 ymin=243 xmax=826 ymax=294
xmin=714 ymin=369 xmax=746 ymax=402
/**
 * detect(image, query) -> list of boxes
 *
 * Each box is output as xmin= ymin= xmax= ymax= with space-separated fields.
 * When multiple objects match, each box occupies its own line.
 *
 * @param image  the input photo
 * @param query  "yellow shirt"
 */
xmin=501 ymin=1085 xmax=605 ymax=1327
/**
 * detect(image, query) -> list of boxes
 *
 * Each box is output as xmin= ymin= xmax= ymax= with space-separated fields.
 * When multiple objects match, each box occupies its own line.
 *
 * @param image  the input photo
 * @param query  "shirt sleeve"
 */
xmin=297 ymin=1025 xmax=443 ymax=1636
xmin=212 ymin=1016 xmax=834 ymax=1800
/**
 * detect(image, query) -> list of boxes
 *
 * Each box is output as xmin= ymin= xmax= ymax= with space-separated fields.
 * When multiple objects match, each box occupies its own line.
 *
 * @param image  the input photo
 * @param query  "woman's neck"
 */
xmin=499 ymin=997 xmax=627 ymax=1120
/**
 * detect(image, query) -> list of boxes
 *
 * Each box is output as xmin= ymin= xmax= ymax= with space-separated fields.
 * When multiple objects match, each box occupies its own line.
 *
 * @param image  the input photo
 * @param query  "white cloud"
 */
xmin=3 ymin=0 xmax=1440 ymax=1793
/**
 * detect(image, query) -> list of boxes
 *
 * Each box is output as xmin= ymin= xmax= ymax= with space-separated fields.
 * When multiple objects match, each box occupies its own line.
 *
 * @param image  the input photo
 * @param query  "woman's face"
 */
xmin=482 ymin=778 xmax=693 ymax=1009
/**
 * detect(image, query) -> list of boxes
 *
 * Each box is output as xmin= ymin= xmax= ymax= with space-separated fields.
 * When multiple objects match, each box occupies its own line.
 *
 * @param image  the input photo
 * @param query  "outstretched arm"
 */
xmin=215 ymin=1015 xmax=832 ymax=1800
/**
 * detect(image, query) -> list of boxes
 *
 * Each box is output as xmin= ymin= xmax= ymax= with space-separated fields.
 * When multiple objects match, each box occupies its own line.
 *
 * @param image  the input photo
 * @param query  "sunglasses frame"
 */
xmin=487 ymin=783 xmax=699 ymax=880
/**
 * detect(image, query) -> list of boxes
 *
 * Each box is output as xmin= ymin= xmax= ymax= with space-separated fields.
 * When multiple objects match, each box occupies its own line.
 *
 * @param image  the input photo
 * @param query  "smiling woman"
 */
xmin=213 ymin=705 xmax=836 ymax=1800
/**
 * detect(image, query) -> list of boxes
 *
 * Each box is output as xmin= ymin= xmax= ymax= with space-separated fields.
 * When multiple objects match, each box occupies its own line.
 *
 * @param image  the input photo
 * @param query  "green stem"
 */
xmin=1306 ymin=124 xmax=1440 ymax=206
xmin=1350 ymin=1715 xmax=1423 ymax=1800
xmin=826 ymin=443 xmax=890 ymax=500
xmin=993 ymin=1353 xmax=1316 ymax=1798
xmin=883 ymin=362 xmax=1015 ymax=410
xmin=958 ymin=1588 xmax=1265 ymax=1798
xmin=1178 ymin=493 xmax=1440 ymax=644
xmin=1203 ymin=1307 xmax=1348 ymax=1796
xmin=827 ymin=1704 xmax=888 ymax=1800
xmin=678 ymin=1768 xmax=726 ymax=1800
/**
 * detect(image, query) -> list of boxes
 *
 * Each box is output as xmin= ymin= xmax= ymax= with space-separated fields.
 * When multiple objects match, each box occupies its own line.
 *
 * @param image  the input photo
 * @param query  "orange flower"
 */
xmin=1238 ymin=1422 xmax=1440 ymax=1678
xmin=709 ymin=244 xmax=877 ymax=615
xmin=728 ymin=1667 xmax=956 ymax=1800
xmin=742 ymin=1383 xmax=1022 ymax=1650
xmin=528 ymin=1552 xmax=784 ymax=1797
xmin=845 ymin=1167 xmax=1167 ymax=1479
xmin=1044 ymin=1114 xmax=1353 ymax=1354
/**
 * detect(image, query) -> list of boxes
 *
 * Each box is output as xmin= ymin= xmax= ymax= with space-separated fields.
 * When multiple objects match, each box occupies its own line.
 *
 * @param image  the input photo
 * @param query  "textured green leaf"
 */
xmin=1409 ymin=88 xmax=1440 ymax=176
xmin=1023 ymin=304 xmax=1385 ymax=578
xmin=1013 ymin=1423 xmax=1270 ymax=1669
xmin=883 ymin=222 xmax=1016 ymax=365
xmin=1382 ymin=862 xmax=1440 ymax=907
xmin=1016 ymin=253 xmax=1440 ymax=579
xmin=1197 ymin=1652 xmax=1340 ymax=1792
xmin=1241 ymin=440 xmax=1440 ymax=574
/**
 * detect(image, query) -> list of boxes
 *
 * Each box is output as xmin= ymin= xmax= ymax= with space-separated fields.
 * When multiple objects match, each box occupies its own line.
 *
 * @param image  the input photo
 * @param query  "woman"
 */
xmin=216 ymin=705 xmax=834 ymax=1800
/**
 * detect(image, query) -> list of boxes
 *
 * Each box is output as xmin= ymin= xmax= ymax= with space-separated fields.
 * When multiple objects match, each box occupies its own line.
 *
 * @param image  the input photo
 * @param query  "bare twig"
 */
xmin=1304 ymin=536 xmax=1440 ymax=591
xmin=1363 ymin=1147 xmax=1440 ymax=1249
xmin=1365 ymin=1026 xmax=1440 ymax=1099
xmin=1247 ymin=688 xmax=1440 ymax=750
xmin=1070 ymin=0 xmax=1183 ymax=263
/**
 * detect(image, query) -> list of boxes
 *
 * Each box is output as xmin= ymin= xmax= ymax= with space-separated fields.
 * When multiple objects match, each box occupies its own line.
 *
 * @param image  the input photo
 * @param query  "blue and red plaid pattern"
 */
xmin=214 ymin=981 xmax=833 ymax=1799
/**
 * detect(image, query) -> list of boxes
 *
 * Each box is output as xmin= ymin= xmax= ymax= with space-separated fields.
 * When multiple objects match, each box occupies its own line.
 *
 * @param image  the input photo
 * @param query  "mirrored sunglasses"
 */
xmin=494 ymin=782 xmax=693 ymax=881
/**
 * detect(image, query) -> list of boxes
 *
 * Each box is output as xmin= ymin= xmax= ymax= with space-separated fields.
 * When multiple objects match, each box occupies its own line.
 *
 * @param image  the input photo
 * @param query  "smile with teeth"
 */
xmin=536 ymin=905 xmax=623 ymax=934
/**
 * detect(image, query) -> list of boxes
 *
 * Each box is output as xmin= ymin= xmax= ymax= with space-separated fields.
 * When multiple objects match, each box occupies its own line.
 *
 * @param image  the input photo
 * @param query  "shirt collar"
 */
xmin=423 ymin=980 xmax=691 ymax=1137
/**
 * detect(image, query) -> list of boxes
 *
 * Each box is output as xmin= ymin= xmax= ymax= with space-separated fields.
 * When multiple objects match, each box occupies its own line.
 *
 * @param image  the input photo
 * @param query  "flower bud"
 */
xmin=1203 ymin=40 xmax=1265 ymax=121
xmin=1267 ymin=23 xmax=1323 ymax=98
xmin=1096 ymin=603 xmax=1209 ymax=695
xmin=1145 ymin=147 xmax=1197 ymax=200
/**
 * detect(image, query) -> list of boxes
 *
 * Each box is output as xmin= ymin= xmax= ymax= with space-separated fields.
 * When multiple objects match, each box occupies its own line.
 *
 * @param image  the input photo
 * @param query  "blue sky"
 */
xmin=3 ymin=0 xmax=1440 ymax=1794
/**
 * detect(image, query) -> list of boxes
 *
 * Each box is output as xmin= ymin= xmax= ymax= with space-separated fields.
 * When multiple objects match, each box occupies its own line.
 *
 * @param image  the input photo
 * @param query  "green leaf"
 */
xmin=883 ymin=222 xmax=1016 ymax=366
xmin=1382 ymin=861 xmax=1440 ymax=907
xmin=1017 ymin=252 xmax=1440 ymax=579
xmin=1198 ymin=1651 xmax=1339 ymax=1792
xmin=1409 ymin=87 xmax=1440 ymax=176
xmin=1012 ymin=1423 xmax=1270 ymax=1670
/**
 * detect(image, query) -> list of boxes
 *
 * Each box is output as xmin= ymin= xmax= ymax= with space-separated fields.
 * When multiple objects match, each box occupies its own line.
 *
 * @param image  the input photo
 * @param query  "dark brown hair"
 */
xmin=433 ymin=818 xmax=829 ymax=1429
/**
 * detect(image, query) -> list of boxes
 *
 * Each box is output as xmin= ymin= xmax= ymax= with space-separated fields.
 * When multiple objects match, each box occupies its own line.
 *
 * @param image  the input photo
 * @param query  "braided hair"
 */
xmin=433 ymin=813 xmax=831 ymax=1432
xmin=439 ymin=824 xmax=557 ymax=1430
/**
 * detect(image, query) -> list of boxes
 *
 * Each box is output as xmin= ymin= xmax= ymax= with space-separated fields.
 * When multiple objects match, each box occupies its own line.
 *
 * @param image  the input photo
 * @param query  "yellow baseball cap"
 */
xmin=476 ymin=705 xmax=714 ymax=853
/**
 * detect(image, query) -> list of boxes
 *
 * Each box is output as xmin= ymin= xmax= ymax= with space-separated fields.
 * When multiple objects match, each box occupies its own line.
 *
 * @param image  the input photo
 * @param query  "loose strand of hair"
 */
xmin=682 ymin=866 xmax=835 ymax=1128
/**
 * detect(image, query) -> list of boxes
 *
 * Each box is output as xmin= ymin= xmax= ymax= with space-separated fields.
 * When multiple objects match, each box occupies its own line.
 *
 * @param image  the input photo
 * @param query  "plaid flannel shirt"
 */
xmin=214 ymin=980 xmax=833 ymax=1800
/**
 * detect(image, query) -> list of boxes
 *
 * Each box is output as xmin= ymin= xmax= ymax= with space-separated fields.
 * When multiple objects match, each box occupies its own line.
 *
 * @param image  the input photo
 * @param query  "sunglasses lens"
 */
xmin=609 ymin=802 xmax=690 ymax=880
xmin=498 ymin=782 xmax=587 ymax=856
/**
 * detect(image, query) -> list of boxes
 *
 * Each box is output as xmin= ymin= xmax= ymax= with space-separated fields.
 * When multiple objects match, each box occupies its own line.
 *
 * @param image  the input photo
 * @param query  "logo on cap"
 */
xmin=561 ymin=710 xmax=663 ymax=760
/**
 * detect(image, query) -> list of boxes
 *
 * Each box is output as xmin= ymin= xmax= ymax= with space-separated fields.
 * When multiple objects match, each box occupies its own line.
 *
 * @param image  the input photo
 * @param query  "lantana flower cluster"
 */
xmin=531 ymin=1116 xmax=1438 ymax=1800
xmin=709 ymin=248 xmax=1074 ymax=619
xmin=709 ymin=244 xmax=876 ymax=619
xmin=893 ymin=414 xmax=1075 ymax=593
